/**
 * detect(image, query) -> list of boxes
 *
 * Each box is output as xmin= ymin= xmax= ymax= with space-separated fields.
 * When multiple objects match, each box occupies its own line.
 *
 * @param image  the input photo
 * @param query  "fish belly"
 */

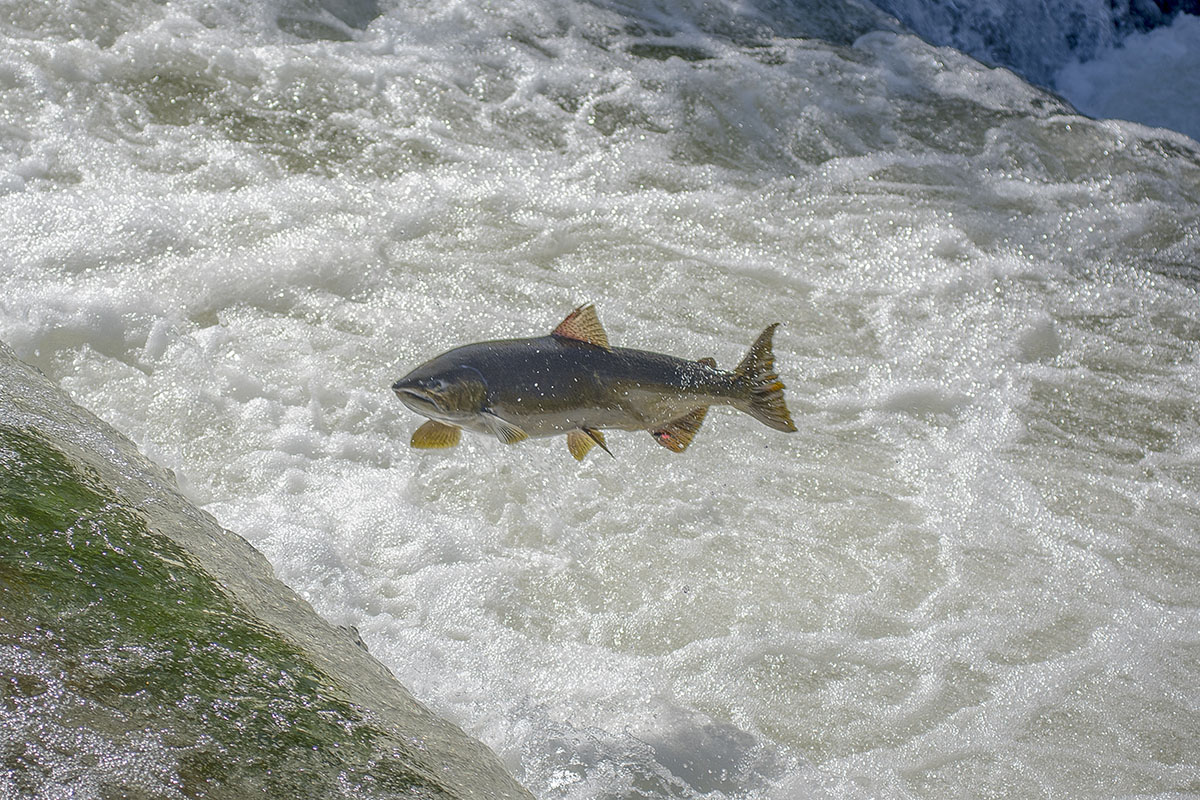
xmin=469 ymin=338 xmax=739 ymax=438
xmin=489 ymin=382 xmax=726 ymax=438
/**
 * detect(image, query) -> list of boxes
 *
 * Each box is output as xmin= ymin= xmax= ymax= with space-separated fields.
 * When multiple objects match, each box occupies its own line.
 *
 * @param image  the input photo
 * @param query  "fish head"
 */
xmin=392 ymin=360 xmax=487 ymax=424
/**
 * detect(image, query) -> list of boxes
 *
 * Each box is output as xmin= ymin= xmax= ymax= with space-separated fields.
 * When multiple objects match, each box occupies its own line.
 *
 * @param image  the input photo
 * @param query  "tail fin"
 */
xmin=734 ymin=324 xmax=797 ymax=432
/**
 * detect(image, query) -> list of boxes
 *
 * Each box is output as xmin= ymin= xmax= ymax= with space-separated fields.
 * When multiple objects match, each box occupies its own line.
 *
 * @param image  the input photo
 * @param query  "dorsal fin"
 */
xmin=552 ymin=304 xmax=610 ymax=350
xmin=698 ymin=357 xmax=717 ymax=368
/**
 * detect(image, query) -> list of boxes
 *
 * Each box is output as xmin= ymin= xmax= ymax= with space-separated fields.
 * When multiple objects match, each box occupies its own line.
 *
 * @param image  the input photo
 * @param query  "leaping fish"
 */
xmin=391 ymin=304 xmax=796 ymax=460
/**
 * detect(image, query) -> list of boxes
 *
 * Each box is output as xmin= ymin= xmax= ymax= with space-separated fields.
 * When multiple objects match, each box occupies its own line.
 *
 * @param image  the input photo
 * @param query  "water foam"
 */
xmin=1055 ymin=12 xmax=1200 ymax=142
xmin=2 ymin=0 xmax=1199 ymax=797
xmin=871 ymin=0 xmax=1200 ymax=141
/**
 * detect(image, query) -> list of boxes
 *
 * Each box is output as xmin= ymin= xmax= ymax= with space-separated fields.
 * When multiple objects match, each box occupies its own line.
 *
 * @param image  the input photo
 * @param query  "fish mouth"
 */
xmin=393 ymin=385 xmax=426 ymax=400
xmin=392 ymin=381 xmax=439 ymax=408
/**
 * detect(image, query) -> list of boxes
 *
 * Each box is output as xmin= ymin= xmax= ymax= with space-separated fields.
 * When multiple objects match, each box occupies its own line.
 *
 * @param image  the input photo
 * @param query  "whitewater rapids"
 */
xmin=2 ymin=0 xmax=1198 ymax=797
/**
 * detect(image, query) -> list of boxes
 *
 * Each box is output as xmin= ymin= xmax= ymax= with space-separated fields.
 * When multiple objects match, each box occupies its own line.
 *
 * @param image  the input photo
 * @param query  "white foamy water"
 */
xmin=3 ymin=0 xmax=1200 ymax=798
xmin=871 ymin=0 xmax=1200 ymax=142
xmin=1055 ymin=11 xmax=1200 ymax=143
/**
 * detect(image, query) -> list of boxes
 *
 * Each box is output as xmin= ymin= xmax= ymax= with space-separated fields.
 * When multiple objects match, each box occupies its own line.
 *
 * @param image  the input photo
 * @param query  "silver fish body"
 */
xmin=392 ymin=305 xmax=796 ymax=459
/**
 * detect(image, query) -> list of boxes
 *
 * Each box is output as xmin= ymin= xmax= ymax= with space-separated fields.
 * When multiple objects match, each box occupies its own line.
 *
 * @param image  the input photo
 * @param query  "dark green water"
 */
xmin=0 ymin=347 xmax=532 ymax=800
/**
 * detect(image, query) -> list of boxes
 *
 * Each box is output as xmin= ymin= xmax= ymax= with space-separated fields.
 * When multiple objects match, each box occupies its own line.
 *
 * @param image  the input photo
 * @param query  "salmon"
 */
xmin=392 ymin=305 xmax=796 ymax=459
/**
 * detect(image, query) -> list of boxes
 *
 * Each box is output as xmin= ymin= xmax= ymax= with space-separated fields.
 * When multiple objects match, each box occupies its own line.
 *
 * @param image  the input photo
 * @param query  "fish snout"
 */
xmin=392 ymin=377 xmax=437 ymax=409
xmin=392 ymin=366 xmax=486 ymax=418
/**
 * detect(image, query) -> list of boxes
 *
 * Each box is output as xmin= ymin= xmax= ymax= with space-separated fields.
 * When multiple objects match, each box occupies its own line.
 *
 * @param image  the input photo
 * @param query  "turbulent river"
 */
xmin=2 ymin=0 xmax=1198 ymax=798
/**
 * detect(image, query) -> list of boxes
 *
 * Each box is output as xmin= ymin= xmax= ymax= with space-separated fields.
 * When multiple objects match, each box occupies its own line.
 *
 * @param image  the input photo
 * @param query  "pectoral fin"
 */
xmin=484 ymin=412 xmax=529 ymax=445
xmin=650 ymin=407 xmax=709 ymax=453
xmin=567 ymin=428 xmax=613 ymax=461
xmin=411 ymin=420 xmax=462 ymax=449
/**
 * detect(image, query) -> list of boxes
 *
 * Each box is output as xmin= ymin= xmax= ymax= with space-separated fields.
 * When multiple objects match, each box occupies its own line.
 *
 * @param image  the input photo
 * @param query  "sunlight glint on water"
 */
xmin=1 ymin=0 xmax=1199 ymax=797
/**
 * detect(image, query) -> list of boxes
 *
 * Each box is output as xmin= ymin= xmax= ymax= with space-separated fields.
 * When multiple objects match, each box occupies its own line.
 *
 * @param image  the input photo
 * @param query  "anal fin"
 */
xmin=411 ymin=420 xmax=462 ymax=449
xmin=650 ymin=407 xmax=709 ymax=453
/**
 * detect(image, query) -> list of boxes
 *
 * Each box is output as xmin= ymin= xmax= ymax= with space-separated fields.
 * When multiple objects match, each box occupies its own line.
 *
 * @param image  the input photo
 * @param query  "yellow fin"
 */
xmin=411 ymin=420 xmax=461 ymax=449
xmin=484 ymin=412 xmax=528 ymax=445
xmin=734 ymin=324 xmax=796 ymax=433
xmin=585 ymin=428 xmax=612 ymax=458
xmin=650 ymin=407 xmax=709 ymax=453
xmin=567 ymin=428 xmax=613 ymax=461
xmin=551 ymin=304 xmax=610 ymax=350
xmin=567 ymin=430 xmax=594 ymax=461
